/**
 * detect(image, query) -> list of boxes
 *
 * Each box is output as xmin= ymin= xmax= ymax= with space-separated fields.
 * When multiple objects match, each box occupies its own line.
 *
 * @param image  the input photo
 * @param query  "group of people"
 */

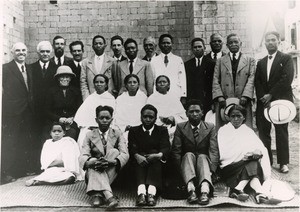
xmin=1 ymin=30 xmax=295 ymax=208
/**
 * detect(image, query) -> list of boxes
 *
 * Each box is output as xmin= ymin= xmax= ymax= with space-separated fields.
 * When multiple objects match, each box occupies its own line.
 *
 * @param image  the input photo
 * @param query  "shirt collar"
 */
xmin=96 ymin=53 xmax=105 ymax=60
xmin=39 ymin=60 xmax=49 ymax=69
xmin=229 ymin=51 xmax=240 ymax=60
xmin=142 ymin=125 xmax=154 ymax=135
xmin=195 ymin=56 xmax=203 ymax=65
xmin=190 ymin=122 xmax=201 ymax=129
xmin=98 ymin=129 xmax=109 ymax=140
xmin=113 ymin=55 xmax=123 ymax=61
xmin=127 ymin=57 xmax=137 ymax=63
xmin=73 ymin=60 xmax=82 ymax=67
xmin=55 ymin=56 xmax=64 ymax=64
xmin=15 ymin=61 xmax=25 ymax=72
xmin=211 ymin=51 xmax=222 ymax=59
xmin=268 ymin=51 xmax=277 ymax=59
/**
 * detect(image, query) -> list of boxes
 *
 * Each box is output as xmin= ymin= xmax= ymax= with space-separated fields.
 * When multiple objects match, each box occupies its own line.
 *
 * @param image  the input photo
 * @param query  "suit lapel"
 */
xmin=236 ymin=54 xmax=247 ymax=73
xmin=261 ymin=57 xmax=268 ymax=82
xmin=90 ymin=130 xmax=105 ymax=154
xmin=87 ymin=55 xmax=97 ymax=75
xmin=120 ymin=60 xmax=130 ymax=75
xmin=106 ymin=128 xmax=118 ymax=150
xmin=100 ymin=54 xmax=112 ymax=74
xmin=195 ymin=122 xmax=210 ymax=145
xmin=269 ymin=52 xmax=281 ymax=81
xmin=11 ymin=61 xmax=28 ymax=90
xmin=132 ymin=58 xmax=143 ymax=75
xmin=223 ymin=54 xmax=232 ymax=74
xmin=182 ymin=122 xmax=195 ymax=145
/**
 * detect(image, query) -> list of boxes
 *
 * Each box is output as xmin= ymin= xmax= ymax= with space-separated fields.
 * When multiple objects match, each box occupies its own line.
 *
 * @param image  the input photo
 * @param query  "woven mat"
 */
xmin=0 ymin=169 xmax=299 ymax=209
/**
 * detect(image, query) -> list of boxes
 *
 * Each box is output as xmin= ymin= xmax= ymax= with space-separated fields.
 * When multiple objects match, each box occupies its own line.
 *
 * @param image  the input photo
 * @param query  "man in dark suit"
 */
xmin=68 ymin=40 xmax=84 ymax=90
xmin=128 ymin=104 xmax=170 ymax=206
xmin=110 ymin=35 xmax=127 ymax=62
xmin=205 ymin=33 xmax=226 ymax=61
xmin=50 ymin=35 xmax=72 ymax=67
xmin=185 ymin=38 xmax=213 ymax=115
xmin=1 ymin=42 xmax=36 ymax=184
xmin=171 ymin=100 xmax=219 ymax=205
xmin=255 ymin=31 xmax=295 ymax=173
xmin=142 ymin=36 xmax=158 ymax=62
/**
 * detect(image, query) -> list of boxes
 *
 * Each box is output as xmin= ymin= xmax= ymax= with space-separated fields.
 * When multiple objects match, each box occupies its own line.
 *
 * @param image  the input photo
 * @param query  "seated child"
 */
xmin=26 ymin=122 xmax=80 ymax=186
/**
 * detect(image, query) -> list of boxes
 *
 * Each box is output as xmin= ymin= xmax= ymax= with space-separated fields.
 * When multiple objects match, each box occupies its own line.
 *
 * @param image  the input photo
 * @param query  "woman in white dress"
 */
xmin=114 ymin=74 xmax=147 ymax=133
xmin=147 ymin=75 xmax=187 ymax=141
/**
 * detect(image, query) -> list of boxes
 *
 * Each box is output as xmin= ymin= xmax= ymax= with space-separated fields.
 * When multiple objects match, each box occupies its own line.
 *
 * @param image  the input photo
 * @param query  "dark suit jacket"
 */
xmin=2 ymin=60 xmax=34 ymax=117
xmin=66 ymin=59 xmax=82 ymax=89
xmin=50 ymin=55 xmax=72 ymax=67
xmin=255 ymin=51 xmax=294 ymax=102
xmin=128 ymin=125 xmax=170 ymax=160
xmin=44 ymin=85 xmax=82 ymax=123
xmin=171 ymin=121 xmax=219 ymax=173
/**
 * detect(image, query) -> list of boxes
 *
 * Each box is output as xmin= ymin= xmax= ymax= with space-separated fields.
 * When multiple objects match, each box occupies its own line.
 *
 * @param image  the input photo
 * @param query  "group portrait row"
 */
xmin=1 ymin=30 xmax=295 ymax=208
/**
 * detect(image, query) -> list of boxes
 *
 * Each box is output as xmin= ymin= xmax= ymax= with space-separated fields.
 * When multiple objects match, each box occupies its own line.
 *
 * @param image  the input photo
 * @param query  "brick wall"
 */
xmin=2 ymin=0 xmax=25 ymax=64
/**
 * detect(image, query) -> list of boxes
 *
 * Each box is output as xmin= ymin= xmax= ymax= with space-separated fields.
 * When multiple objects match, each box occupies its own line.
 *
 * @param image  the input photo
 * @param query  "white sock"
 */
xmin=187 ymin=181 xmax=195 ymax=192
xmin=200 ymin=181 xmax=210 ymax=193
xmin=148 ymin=185 xmax=156 ymax=195
xmin=137 ymin=184 xmax=146 ymax=195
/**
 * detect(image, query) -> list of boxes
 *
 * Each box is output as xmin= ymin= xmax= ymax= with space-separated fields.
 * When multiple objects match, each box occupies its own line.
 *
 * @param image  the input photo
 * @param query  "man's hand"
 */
xmin=240 ymin=97 xmax=248 ymax=106
xmin=106 ymin=159 xmax=118 ymax=167
xmin=58 ymin=117 xmax=67 ymax=124
xmin=145 ymin=153 xmax=163 ymax=163
xmin=135 ymin=154 xmax=148 ymax=167
xmin=65 ymin=117 xmax=74 ymax=125
xmin=86 ymin=158 xmax=109 ymax=171
xmin=218 ymin=97 xmax=226 ymax=108
xmin=260 ymin=94 xmax=272 ymax=108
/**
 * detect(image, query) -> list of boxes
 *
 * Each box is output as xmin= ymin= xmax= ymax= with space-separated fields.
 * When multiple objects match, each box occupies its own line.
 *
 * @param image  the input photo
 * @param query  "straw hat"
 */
xmin=264 ymin=100 xmax=296 ymax=124
xmin=204 ymin=110 xmax=215 ymax=125
xmin=220 ymin=97 xmax=240 ymax=122
xmin=54 ymin=65 xmax=76 ymax=78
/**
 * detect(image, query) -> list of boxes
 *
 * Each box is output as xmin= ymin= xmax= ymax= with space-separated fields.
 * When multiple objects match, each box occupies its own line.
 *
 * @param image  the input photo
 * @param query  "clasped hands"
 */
xmin=59 ymin=117 xmax=74 ymax=125
xmin=135 ymin=153 xmax=163 ymax=167
xmin=86 ymin=157 xmax=117 ymax=172
xmin=243 ymin=149 xmax=263 ymax=161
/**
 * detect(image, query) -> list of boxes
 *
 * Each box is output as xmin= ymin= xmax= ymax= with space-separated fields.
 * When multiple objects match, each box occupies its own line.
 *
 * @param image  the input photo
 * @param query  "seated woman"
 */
xmin=74 ymin=74 xmax=116 ymax=149
xmin=44 ymin=66 xmax=82 ymax=140
xmin=147 ymin=75 xmax=187 ymax=141
xmin=26 ymin=122 xmax=80 ymax=186
xmin=218 ymin=105 xmax=275 ymax=204
xmin=114 ymin=74 xmax=147 ymax=133
xmin=80 ymin=105 xmax=129 ymax=208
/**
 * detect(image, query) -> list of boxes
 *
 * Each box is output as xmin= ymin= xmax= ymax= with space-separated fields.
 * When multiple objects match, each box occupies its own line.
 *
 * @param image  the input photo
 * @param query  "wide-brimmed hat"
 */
xmin=220 ymin=97 xmax=240 ymax=122
xmin=205 ymin=110 xmax=215 ymax=125
xmin=54 ymin=65 xmax=76 ymax=78
xmin=264 ymin=100 xmax=296 ymax=124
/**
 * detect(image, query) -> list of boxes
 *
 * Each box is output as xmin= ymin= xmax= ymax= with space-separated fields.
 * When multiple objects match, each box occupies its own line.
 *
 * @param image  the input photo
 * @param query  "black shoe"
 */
xmin=90 ymin=195 xmax=104 ymax=207
xmin=147 ymin=194 xmax=156 ymax=206
xmin=187 ymin=191 xmax=198 ymax=204
xmin=107 ymin=196 xmax=119 ymax=209
xmin=229 ymin=188 xmax=249 ymax=201
xmin=198 ymin=192 xmax=210 ymax=205
xmin=136 ymin=193 xmax=147 ymax=206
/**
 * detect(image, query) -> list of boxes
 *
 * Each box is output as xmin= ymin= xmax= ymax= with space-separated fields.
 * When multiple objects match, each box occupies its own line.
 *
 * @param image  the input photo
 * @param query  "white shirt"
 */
xmin=210 ymin=51 xmax=223 ymax=59
xmin=94 ymin=54 xmax=105 ymax=73
xmin=15 ymin=61 xmax=26 ymax=73
xmin=113 ymin=55 xmax=123 ymax=61
xmin=195 ymin=56 xmax=203 ymax=67
xmin=54 ymin=56 xmax=65 ymax=65
xmin=142 ymin=125 xmax=154 ymax=136
xmin=267 ymin=51 xmax=277 ymax=81
xmin=98 ymin=129 xmax=109 ymax=141
xmin=229 ymin=51 xmax=240 ymax=60
xmin=39 ymin=60 xmax=49 ymax=69
xmin=73 ymin=60 xmax=82 ymax=67
xmin=127 ymin=57 xmax=137 ymax=69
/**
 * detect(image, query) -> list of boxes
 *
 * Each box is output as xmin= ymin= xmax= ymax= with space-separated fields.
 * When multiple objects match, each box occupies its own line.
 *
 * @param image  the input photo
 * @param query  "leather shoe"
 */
xmin=255 ymin=193 xmax=282 ymax=205
xmin=187 ymin=191 xmax=198 ymax=204
xmin=229 ymin=188 xmax=249 ymax=201
xmin=147 ymin=194 xmax=156 ymax=206
xmin=107 ymin=196 xmax=119 ymax=209
xmin=198 ymin=192 xmax=209 ymax=205
xmin=91 ymin=195 xmax=104 ymax=207
xmin=136 ymin=193 xmax=147 ymax=206
xmin=280 ymin=164 xmax=289 ymax=173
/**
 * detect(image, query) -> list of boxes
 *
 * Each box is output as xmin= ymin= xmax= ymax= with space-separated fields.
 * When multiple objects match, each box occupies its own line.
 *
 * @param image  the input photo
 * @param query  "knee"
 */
xmin=197 ymin=154 xmax=208 ymax=160
xmin=106 ymin=148 xmax=120 ymax=160
xmin=183 ymin=152 xmax=196 ymax=160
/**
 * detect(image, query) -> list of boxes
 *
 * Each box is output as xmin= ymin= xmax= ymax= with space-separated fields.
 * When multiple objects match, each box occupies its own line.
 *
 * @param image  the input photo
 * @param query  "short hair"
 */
xmin=69 ymin=40 xmax=84 ymax=52
xmin=92 ymin=35 xmax=106 ymax=45
xmin=155 ymin=75 xmax=170 ymax=85
xmin=191 ymin=37 xmax=205 ymax=48
xmin=124 ymin=74 xmax=140 ymax=85
xmin=96 ymin=105 xmax=114 ymax=117
xmin=111 ymin=35 xmax=124 ymax=46
xmin=159 ymin=34 xmax=173 ymax=44
xmin=143 ymin=36 xmax=156 ymax=45
xmin=228 ymin=104 xmax=247 ymax=122
xmin=124 ymin=38 xmax=138 ymax=49
xmin=93 ymin=74 xmax=109 ymax=91
xmin=37 ymin=41 xmax=52 ymax=52
xmin=11 ymin=42 xmax=27 ymax=53
xmin=265 ymin=31 xmax=280 ymax=40
xmin=50 ymin=121 xmax=66 ymax=132
xmin=226 ymin=33 xmax=240 ymax=43
xmin=210 ymin=33 xmax=223 ymax=42
xmin=53 ymin=35 xmax=65 ymax=45
xmin=186 ymin=99 xmax=203 ymax=111
xmin=141 ymin=104 xmax=158 ymax=117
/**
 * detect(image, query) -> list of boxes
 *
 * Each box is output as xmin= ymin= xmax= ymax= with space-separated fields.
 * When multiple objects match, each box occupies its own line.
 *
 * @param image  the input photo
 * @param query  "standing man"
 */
xmin=50 ymin=35 xmax=72 ymax=67
xmin=128 ymin=104 xmax=170 ymax=206
xmin=212 ymin=33 xmax=256 ymax=131
xmin=1 ymin=42 xmax=36 ymax=184
xmin=111 ymin=38 xmax=154 ymax=97
xmin=151 ymin=34 xmax=186 ymax=103
xmin=110 ymin=35 xmax=127 ymax=61
xmin=142 ymin=36 xmax=158 ymax=62
xmin=185 ymin=38 xmax=212 ymax=116
xmin=205 ymin=33 xmax=226 ymax=62
xmin=81 ymin=35 xmax=114 ymax=100
xmin=171 ymin=100 xmax=219 ymax=205
xmin=255 ymin=31 xmax=294 ymax=173
xmin=68 ymin=40 xmax=85 ymax=89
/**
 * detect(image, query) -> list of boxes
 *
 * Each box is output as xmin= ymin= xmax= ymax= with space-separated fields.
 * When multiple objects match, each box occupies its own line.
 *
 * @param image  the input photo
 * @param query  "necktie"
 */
xmin=100 ymin=133 xmax=107 ymax=154
xmin=57 ymin=57 xmax=61 ymax=66
xmin=164 ymin=55 xmax=169 ymax=67
xmin=268 ymin=55 xmax=273 ymax=60
xmin=232 ymin=53 xmax=237 ymax=62
xmin=213 ymin=53 xmax=217 ymax=60
xmin=197 ymin=58 xmax=200 ymax=67
xmin=42 ymin=63 xmax=46 ymax=76
xmin=21 ymin=65 xmax=28 ymax=90
xmin=193 ymin=127 xmax=199 ymax=139
xmin=145 ymin=130 xmax=150 ymax=136
xmin=129 ymin=60 xmax=133 ymax=74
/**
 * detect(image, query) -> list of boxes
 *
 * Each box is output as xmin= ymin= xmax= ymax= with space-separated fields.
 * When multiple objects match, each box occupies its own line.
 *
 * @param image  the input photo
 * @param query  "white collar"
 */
xmin=39 ymin=60 xmax=49 ymax=69
xmin=98 ymin=129 xmax=109 ymax=140
xmin=211 ymin=51 xmax=222 ymax=58
xmin=142 ymin=125 xmax=154 ymax=135
xmin=114 ymin=55 xmax=123 ymax=61
xmin=73 ymin=60 xmax=82 ymax=67
xmin=127 ymin=57 xmax=137 ymax=63
xmin=229 ymin=51 xmax=240 ymax=60
xmin=268 ymin=51 xmax=277 ymax=59
xmin=55 ymin=56 xmax=64 ymax=64
xmin=15 ymin=61 xmax=25 ymax=72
